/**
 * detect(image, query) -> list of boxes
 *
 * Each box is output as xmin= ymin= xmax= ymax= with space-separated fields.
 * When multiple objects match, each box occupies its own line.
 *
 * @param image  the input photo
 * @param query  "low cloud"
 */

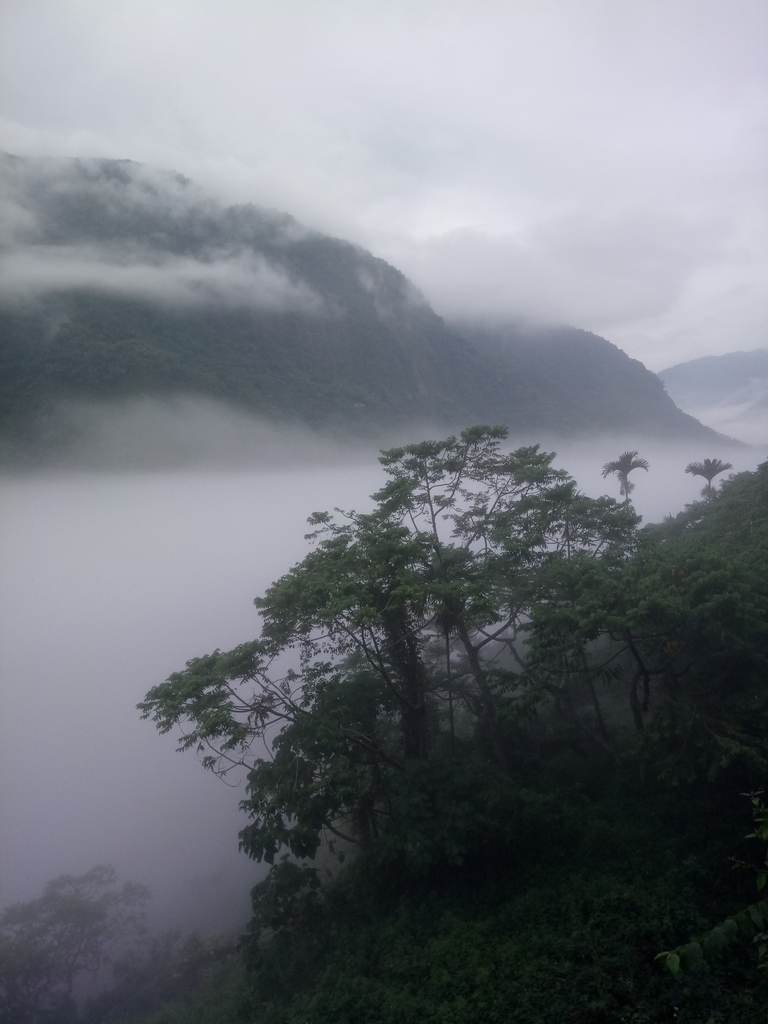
xmin=27 ymin=395 xmax=376 ymax=471
xmin=395 ymin=206 xmax=725 ymax=328
xmin=0 ymin=152 xmax=214 ymax=244
xmin=0 ymin=155 xmax=327 ymax=313
xmin=1 ymin=2 xmax=765 ymax=368
xmin=0 ymin=191 xmax=37 ymax=246
xmin=0 ymin=244 xmax=326 ymax=313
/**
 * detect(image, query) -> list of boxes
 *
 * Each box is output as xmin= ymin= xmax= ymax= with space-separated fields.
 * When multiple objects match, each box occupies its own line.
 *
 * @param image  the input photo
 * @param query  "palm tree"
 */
xmin=601 ymin=451 xmax=649 ymax=502
xmin=685 ymin=458 xmax=732 ymax=496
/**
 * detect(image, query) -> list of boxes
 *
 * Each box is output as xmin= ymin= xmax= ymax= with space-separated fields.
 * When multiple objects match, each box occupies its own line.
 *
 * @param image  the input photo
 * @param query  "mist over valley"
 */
xmin=0 ymin=462 xmax=383 ymax=933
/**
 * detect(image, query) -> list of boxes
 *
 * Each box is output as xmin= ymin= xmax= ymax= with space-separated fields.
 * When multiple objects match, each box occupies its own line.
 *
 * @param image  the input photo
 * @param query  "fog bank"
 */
xmin=9 ymin=396 xmax=382 ymax=472
xmin=0 ymin=464 xmax=381 ymax=933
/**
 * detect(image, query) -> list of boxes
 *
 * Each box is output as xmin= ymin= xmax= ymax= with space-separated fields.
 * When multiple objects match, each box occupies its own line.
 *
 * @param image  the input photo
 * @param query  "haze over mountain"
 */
xmin=0 ymin=154 xmax=728 ymax=466
xmin=659 ymin=350 xmax=768 ymax=445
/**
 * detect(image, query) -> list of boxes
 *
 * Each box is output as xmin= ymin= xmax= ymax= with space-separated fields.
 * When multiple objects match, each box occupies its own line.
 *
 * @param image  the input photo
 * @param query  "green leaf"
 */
xmin=703 ymin=926 xmax=727 ymax=958
xmin=680 ymin=942 xmax=705 ymax=972
xmin=722 ymin=917 xmax=739 ymax=940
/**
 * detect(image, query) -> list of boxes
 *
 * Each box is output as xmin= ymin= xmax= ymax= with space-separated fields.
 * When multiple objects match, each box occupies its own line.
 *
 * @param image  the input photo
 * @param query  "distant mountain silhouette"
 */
xmin=0 ymin=154 xmax=729 ymax=463
xmin=660 ymin=349 xmax=768 ymax=408
xmin=659 ymin=351 xmax=768 ymax=446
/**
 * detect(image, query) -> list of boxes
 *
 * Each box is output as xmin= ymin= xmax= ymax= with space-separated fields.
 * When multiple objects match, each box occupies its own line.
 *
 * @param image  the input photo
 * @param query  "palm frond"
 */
xmin=685 ymin=458 xmax=733 ymax=484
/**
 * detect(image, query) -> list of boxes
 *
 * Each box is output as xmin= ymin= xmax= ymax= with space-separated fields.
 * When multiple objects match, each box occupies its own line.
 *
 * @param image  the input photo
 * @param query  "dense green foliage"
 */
xmin=132 ymin=430 xmax=768 ymax=1023
xmin=658 ymin=791 xmax=768 ymax=982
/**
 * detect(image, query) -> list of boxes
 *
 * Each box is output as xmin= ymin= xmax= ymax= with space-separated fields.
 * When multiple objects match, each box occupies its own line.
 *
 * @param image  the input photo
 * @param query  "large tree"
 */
xmin=0 ymin=866 xmax=149 ymax=1024
xmin=140 ymin=427 xmax=638 ymax=876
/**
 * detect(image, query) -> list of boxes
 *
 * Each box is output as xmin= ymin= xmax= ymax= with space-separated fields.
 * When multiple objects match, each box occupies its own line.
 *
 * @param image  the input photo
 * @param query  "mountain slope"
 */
xmin=659 ymin=351 xmax=768 ymax=445
xmin=660 ymin=350 xmax=768 ymax=409
xmin=455 ymin=321 xmax=715 ymax=437
xmin=0 ymin=154 xmax=727 ymax=462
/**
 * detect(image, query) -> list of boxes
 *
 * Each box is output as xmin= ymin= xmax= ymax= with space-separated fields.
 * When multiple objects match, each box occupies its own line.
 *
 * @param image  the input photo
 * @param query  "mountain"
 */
xmin=660 ymin=350 xmax=768 ymax=408
xmin=659 ymin=351 xmax=768 ymax=445
xmin=0 ymin=154 xmax=728 ymax=463
xmin=453 ymin=321 xmax=714 ymax=438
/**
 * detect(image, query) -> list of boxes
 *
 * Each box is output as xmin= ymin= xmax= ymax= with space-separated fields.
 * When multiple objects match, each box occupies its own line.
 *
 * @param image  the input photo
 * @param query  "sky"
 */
xmin=0 ymin=0 xmax=766 ymax=367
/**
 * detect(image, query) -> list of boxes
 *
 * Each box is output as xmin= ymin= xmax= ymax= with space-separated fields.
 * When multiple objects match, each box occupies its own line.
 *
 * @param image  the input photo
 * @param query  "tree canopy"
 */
xmin=140 ymin=427 xmax=640 ymax=871
xmin=0 ymin=866 xmax=149 ymax=1024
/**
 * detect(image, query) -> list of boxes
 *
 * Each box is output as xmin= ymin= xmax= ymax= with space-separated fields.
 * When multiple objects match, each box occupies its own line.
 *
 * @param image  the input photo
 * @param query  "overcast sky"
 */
xmin=1 ymin=0 xmax=766 ymax=369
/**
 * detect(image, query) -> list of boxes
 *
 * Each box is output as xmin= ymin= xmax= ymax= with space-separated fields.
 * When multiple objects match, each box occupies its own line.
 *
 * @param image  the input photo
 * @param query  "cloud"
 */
xmin=0 ymin=243 xmax=327 ymax=312
xmin=0 ymin=0 xmax=765 ymax=366
xmin=0 ymin=190 xmax=35 ymax=245
xmin=24 ymin=394 xmax=378 ymax=470
xmin=393 ymin=206 xmax=722 ymax=326
xmin=0 ymin=153 xmax=326 ymax=312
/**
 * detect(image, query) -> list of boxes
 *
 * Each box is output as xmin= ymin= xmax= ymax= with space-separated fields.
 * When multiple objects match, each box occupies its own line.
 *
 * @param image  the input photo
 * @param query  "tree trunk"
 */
xmin=384 ymin=613 xmax=430 ymax=760
xmin=455 ymin=618 xmax=517 ymax=772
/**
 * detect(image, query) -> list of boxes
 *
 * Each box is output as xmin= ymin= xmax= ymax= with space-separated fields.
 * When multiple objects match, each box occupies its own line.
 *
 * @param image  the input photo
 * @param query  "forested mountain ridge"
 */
xmin=658 ymin=350 xmax=768 ymax=446
xmin=660 ymin=349 xmax=768 ymax=410
xmin=0 ymin=154 xmax=726 ymax=462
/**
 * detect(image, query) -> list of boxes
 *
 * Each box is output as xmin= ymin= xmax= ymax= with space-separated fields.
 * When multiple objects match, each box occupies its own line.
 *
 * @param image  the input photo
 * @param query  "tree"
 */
xmin=685 ymin=457 xmax=733 ymax=496
xmin=139 ymin=427 xmax=638 ymax=883
xmin=543 ymin=460 xmax=768 ymax=785
xmin=0 ymin=866 xmax=149 ymax=1024
xmin=601 ymin=450 xmax=649 ymax=502
xmin=133 ymin=448 xmax=768 ymax=1019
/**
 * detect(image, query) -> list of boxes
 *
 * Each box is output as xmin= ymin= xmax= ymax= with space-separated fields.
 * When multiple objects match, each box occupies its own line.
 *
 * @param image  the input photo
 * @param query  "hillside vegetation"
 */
xmin=3 ymin=430 xmax=767 ymax=1022
xmin=131 ymin=430 xmax=768 ymax=1024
